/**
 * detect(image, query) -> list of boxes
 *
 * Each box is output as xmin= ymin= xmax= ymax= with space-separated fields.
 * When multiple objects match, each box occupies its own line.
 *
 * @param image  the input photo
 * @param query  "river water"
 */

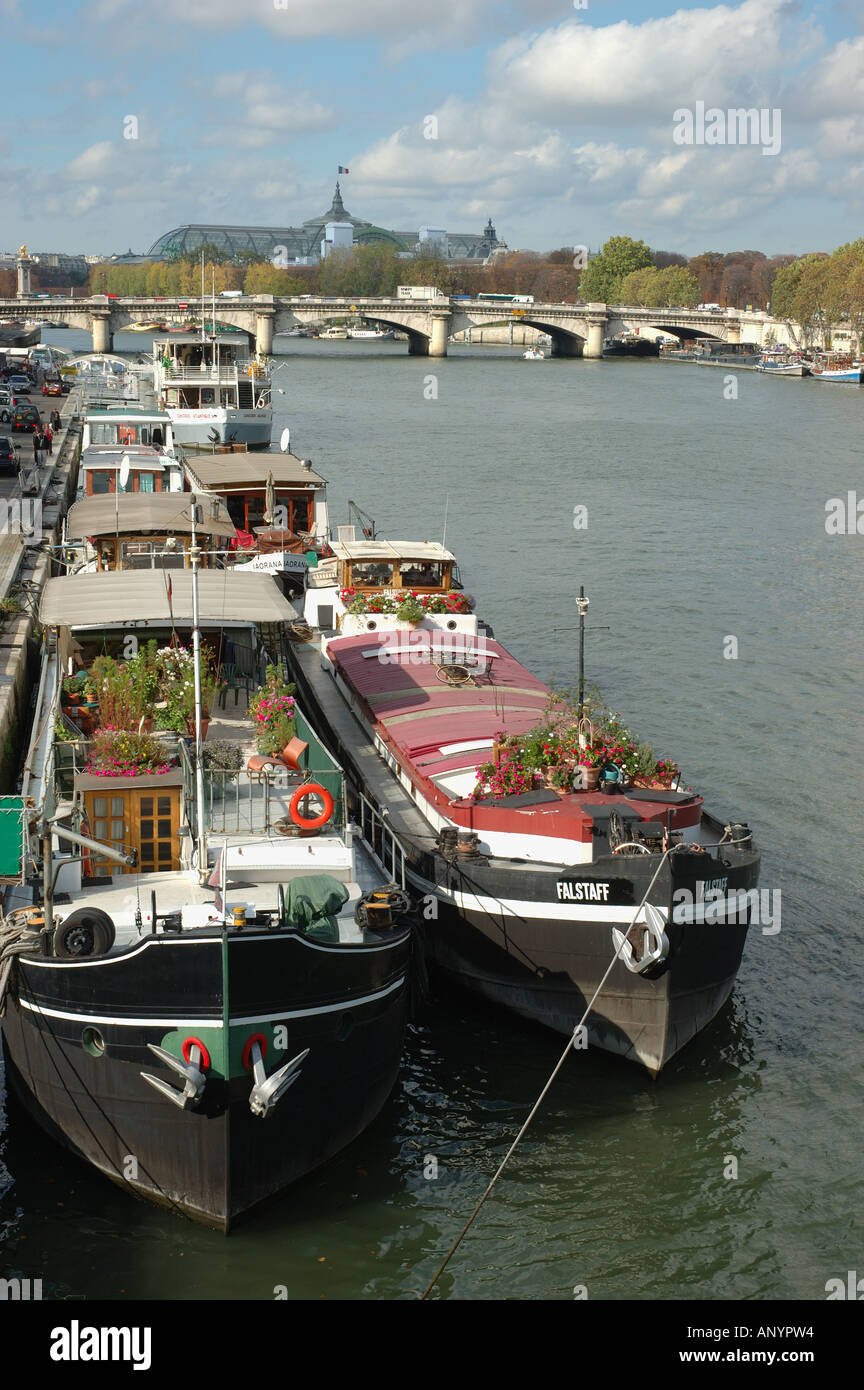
xmin=1 ymin=332 xmax=861 ymax=1301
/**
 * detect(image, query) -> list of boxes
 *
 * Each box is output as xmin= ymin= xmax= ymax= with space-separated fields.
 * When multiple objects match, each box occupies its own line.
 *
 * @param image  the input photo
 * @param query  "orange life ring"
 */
xmin=288 ymin=783 xmax=334 ymax=830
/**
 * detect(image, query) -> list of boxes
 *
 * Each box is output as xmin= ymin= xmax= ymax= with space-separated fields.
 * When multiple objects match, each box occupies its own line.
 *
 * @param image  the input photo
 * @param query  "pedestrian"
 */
xmin=44 ymin=424 xmax=53 ymax=456
xmin=32 ymin=428 xmax=41 ymax=458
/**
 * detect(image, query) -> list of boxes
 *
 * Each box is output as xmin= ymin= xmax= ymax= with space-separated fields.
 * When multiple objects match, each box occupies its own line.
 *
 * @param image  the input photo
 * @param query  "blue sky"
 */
xmin=2 ymin=0 xmax=862 ymax=258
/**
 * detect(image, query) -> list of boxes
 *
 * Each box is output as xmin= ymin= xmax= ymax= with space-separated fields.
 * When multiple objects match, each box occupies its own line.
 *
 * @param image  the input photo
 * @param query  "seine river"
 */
xmin=1 ymin=332 xmax=861 ymax=1300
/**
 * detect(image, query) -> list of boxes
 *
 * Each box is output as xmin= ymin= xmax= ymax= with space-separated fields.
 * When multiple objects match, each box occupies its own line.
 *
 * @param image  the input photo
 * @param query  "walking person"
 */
xmin=44 ymin=423 xmax=53 ymax=456
xmin=33 ymin=428 xmax=44 ymax=468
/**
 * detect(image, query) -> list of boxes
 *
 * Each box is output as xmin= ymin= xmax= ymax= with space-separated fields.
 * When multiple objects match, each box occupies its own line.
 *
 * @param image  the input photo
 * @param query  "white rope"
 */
xmin=419 ymin=846 xmax=677 ymax=1299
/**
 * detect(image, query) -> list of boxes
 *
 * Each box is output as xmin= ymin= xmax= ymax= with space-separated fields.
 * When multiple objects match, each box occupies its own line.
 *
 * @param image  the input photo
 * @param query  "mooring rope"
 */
xmin=418 ymin=846 xmax=677 ymax=1300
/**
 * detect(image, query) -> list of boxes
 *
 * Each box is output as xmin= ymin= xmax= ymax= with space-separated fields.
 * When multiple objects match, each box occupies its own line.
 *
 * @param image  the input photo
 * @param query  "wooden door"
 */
xmin=85 ymin=786 xmax=180 ymax=875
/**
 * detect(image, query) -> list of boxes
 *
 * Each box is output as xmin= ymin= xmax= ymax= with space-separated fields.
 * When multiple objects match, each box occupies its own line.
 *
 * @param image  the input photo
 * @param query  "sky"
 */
xmin=1 ymin=0 xmax=862 ymax=259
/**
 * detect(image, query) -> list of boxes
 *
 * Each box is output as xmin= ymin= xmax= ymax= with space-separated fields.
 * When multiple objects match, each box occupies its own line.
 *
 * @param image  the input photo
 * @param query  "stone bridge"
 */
xmin=1 ymin=295 xmax=780 ymax=357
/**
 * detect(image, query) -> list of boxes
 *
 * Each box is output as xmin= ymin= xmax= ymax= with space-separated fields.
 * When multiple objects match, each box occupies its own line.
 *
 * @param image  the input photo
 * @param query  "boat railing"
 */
xmin=161 ymin=365 xmax=241 ymax=385
xmin=353 ymin=789 xmax=408 ymax=891
xmin=179 ymin=740 xmax=344 ymax=838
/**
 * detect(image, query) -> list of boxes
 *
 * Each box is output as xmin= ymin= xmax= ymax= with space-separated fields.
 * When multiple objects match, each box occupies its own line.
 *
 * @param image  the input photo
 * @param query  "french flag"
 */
xmin=338 ymin=165 xmax=349 ymax=174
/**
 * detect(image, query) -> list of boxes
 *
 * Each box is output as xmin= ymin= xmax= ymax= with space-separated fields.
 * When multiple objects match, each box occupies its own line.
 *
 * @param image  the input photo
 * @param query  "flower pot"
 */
xmin=585 ymin=767 xmax=601 ymax=791
xmin=185 ymin=716 xmax=210 ymax=740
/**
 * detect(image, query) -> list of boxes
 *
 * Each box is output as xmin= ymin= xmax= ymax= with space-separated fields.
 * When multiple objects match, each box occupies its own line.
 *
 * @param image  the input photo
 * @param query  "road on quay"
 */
xmin=0 ymin=384 xmax=75 ymax=505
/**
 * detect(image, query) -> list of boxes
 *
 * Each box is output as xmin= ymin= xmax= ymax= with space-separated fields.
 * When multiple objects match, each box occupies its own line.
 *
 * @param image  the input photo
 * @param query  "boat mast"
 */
xmin=577 ymin=586 xmax=589 ymax=717
xmin=189 ymin=494 xmax=208 ymax=882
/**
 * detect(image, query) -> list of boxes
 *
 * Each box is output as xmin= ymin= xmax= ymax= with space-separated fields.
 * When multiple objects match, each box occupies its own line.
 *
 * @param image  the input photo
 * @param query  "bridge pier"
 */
xmin=428 ymin=311 xmax=450 ymax=358
xmin=255 ymin=306 xmax=276 ymax=357
xmin=583 ymin=319 xmax=606 ymax=359
xmin=92 ymin=310 xmax=113 ymax=354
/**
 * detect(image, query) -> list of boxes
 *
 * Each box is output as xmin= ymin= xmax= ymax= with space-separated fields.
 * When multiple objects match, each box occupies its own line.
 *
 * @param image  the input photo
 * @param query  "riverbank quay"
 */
xmin=0 ymin=395 xmax=80 ymax=788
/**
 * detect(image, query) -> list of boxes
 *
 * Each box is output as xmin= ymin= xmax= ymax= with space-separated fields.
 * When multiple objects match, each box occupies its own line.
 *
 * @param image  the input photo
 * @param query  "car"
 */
xmin=11 ymin=405 xmax=40 ymax=432
xmin=0 ymin=390 xmax=12 ymax=423
xmin=42 ymin=380 xmax=62 ymax=397
xmin=0 ymin=437 xmax=16 ymax=472
xmin=8 ymin=375 xmax=31 ymax=395
xmin=60 ymin=378 xmax=72 ymax=393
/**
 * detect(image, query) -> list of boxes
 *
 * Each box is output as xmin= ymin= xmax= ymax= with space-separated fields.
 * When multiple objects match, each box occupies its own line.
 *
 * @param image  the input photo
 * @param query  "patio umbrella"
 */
xmin=263 ymin=471 xmax=275 ymax=526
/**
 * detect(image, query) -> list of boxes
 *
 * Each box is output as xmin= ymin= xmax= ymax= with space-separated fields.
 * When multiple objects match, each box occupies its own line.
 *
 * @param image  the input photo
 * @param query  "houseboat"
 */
xmin=152 ymin=332 xmax=272 ymax=449
xmin=289 ymin=537 xmax=761 ymax=1076
xmin=62 ymin=491 xmax=236 ymax=574
xmin=0 ymin=550 xmax=414 ymax=1231
xmin=183 ymin=452 xmax=331 ymax=586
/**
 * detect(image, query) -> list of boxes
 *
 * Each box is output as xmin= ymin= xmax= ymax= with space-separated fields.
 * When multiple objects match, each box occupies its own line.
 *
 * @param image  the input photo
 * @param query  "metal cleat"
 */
xmin=248 ymin=1042 xmax=309 ymax=1119
xmin=612 ymin=903 xmax=670 ymax=975
xmin=140 ymin=1043 xmax=206 ymax=1110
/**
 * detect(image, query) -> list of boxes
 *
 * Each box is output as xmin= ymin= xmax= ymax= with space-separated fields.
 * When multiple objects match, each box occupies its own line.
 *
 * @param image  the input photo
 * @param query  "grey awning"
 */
xmin=184 ymin=454 xmax=326 ymax=489
xmin=66 ymin=494 xmax=236 ymax=541
xmin=40 ymin=571 xmax=297 ymax=627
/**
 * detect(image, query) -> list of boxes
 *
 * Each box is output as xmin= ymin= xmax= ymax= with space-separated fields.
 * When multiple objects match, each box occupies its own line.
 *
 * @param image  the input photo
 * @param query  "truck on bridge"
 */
xmin=397 ymin=285 xmax=447 ymax=300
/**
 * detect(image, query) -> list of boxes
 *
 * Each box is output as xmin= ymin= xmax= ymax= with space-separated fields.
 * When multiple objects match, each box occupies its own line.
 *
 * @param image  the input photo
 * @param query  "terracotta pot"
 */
xmin=186 ymin=716 xmax=210 ymax=740
xmin=585 ymin=766 xmax=601 ymax=791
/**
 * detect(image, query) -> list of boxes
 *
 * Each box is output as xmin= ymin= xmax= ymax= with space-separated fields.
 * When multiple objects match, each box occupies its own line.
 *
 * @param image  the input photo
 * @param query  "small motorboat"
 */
xmin=523 ymin=347 xmax=545 ymax=360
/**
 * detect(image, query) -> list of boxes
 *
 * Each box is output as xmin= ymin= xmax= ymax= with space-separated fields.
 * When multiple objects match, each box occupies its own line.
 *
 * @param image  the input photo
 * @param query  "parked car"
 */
xmin=0 ymin=436 xmax=16 ymax=472
xmin=11 ymin=404 xmax=40 ymax=432
xmin=42 ymin=379 xmax=62 ymax=397
xmin=60 ymin=377 xmax=72 ymax=393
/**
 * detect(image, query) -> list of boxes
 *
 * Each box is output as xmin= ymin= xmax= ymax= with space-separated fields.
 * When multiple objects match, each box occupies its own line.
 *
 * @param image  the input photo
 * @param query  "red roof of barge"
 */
xmin=325 ymin=630 xmax=702 ymax=836
xmin=329 ymin=632 xmax=549 ymax=764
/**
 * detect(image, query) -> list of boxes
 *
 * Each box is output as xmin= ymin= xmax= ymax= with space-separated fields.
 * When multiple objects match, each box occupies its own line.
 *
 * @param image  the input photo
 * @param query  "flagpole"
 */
xmin=189 ymin=494 xmax=208 ymax=883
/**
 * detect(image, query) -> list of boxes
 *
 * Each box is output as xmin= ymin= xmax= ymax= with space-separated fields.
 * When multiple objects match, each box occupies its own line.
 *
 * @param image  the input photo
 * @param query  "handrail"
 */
xmin=353 ymin=787 xmax=410 ymax=890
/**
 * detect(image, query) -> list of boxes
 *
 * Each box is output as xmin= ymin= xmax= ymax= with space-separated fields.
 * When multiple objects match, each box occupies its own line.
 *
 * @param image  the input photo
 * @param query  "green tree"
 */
xmin=579 ymin=236 xmax=653 ymax=303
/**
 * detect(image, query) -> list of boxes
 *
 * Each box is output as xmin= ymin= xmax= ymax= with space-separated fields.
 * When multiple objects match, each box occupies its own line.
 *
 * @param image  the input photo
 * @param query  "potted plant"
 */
xmin=85 ymin=726 xmax=174 ymax=778
xmin=249 ymin=670 xmax=296 ymax=755
xmin=202 ymin=740 xmax=243 ymax=798
xmin=395 ymin=594 xmax=425 ymax=626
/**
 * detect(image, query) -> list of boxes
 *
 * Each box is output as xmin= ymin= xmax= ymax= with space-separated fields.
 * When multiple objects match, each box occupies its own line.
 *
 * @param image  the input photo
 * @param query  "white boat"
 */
xmin=347 ymin=328 xmax=395 ymax=340
xmin=523 ymin=347 xmax=545 ymax=360
xmin=757 ymin=357 xmax=812 ymax=376
xmin=318 ymin=326 xmax=348 ymax=340
xmin=152 ymin=331 xmax=272 ymax=449
xmin=811 ymin=360 xmax=863 ymax=383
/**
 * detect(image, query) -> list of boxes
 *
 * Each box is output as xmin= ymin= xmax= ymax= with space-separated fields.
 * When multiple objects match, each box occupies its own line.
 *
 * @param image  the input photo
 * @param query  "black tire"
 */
xmin=53 ymin=907 xmax=116 ymax=958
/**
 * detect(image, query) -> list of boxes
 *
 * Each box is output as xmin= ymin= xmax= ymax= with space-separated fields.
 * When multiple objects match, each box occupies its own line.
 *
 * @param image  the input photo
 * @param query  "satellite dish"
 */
xmin=118 ymin=454 xmax=131 ymax=490
xmin=279 ymin=427 xmax=291 ymax=453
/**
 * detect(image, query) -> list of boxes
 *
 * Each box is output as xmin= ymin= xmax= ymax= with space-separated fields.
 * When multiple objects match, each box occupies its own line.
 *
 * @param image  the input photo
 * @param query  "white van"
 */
xmin=218 ymin=290 xmax=244 ymax=298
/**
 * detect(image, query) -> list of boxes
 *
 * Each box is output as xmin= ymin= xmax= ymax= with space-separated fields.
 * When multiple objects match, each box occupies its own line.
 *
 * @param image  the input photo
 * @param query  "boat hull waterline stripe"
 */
xmin=17 ymin=976 xmax=406 ymax=1028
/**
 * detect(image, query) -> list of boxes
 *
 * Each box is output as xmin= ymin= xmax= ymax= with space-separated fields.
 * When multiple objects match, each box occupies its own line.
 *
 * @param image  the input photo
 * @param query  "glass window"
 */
xmin=110 ymin=798 xmax=124 ymax=816
xmin=137 ymin=472 xmax=156 ymax=493
xmin=94 ymin=798 xmax=107 ymax=817
xmin=399 ymin=560 xmax=444 ymax=587
xmin=351 ymin=561 xmax=394 ymax=588
xmin=91 ymin=471 xmax=111 ymax=494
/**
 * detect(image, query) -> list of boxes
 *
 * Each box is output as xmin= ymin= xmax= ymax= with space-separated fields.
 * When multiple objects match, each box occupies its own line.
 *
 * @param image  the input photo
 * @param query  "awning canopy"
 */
xmin=331 ymin=540 xmax=455 ymax=562
xmin=40 ymin=571 xmax=297 ymax=628
xmin=66 ymin=494 xmax=236 ymax=541
xmin=184 ymin=454 xmax=327 ymax=490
